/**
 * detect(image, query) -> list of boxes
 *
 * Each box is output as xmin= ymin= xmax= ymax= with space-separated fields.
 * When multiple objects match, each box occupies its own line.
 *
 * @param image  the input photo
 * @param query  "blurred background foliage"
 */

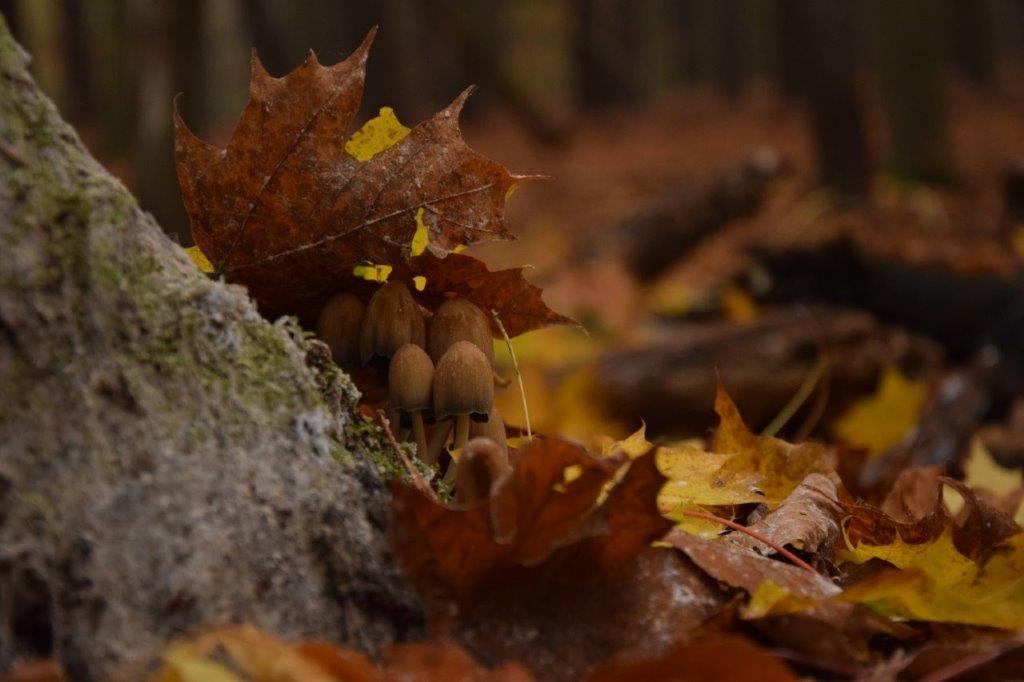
xmin=3 ymin=0 xmax=1024 ymax=242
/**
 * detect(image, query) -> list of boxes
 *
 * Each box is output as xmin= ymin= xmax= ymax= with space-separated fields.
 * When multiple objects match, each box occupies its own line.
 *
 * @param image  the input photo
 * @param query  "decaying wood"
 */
xmin=585 ymin=150 xmax=787 ymax=281
xmin=593 ymin=307 xmax=944 ymax=439
xmin=0 ymin=20 xmax=420 ymax=680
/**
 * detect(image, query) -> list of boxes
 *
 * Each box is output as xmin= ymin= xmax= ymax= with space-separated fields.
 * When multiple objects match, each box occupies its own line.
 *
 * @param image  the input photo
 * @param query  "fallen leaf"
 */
xmin=838 ymin=530 xmax=1024 ymax=629
xmin=148 ymin=625 xmax=532 ymax=681
xmin=583 ymin=635 xmax=797 ymax=682
xmin=174 ymin=30 xmax=555 ymax=330
xmin=832 ymin=366 xmax=929 ymax=459
xmin=730 ymin=473 xmax=843 ymax=557
xmin=392 ymin=444 xmax=715 ymax=679
xmin=712 ymin=383 xmax=835 ymax=504
xmin=665 ymin=530 xmax=840 ymax=602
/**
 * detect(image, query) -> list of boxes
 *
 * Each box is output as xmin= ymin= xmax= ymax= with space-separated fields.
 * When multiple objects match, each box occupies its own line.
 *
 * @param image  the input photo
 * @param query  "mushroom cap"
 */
xmin=433 ymin=340 xmax=494 ymax=421
xmin=469 ymin=406 xmax=507 ymax=452
xmin=316 ymin=292 xmax=364 ymax=368
xmin=359 ymin=280 xmax=426 ymax=364
xmin=426 ymin=298 xmax=494 ymax=366
xmin=388 ymin=344 xmax=434 ymax=413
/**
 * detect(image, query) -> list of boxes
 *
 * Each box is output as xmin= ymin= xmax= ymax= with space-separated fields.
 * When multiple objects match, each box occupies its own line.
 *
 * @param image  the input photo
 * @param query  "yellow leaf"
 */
xmin=743 ymin=581 xmax=816 ymax=619
xmin=599 ymin=424 xmax=650 ymax=459
xmin=720 ymin=284 xmax=758 ymax=323
xmin=965 ymin=437 xmax=1023 ymax=497
xmin=412 ymin=275 xmax=427 ymax=291
xmin=352 ymin=262 xmax=392 ymax=282
xmin=832 ymin=366 xmax=928 ymax=459
xmin=149 ymin=625 xmax=339 ymax=682
xmin=344 ymin=106 xmax=410 ymax=162
xmin=713 ymin=385 xmax=833 ymax=504
xmin=838 ymin=530 xmax=1024 ymax=629
xmin=657 ymin=443 xmax=762 ymax=509
xmin=159 ymin=648 xmax=242 ymax=682
xmin=411 ymin=207 xmax=429 ymax=257
xmin=185 ymin=246 xmax=214 ymax=274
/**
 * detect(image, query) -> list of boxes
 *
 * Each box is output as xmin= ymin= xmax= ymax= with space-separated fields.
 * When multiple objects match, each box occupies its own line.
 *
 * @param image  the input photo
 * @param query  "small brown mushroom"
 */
xmin=388 ymin=344 xmax=434 ymax=460
xmin=426 ymin=298 xmax=494 ymax=366
xmin=469 ymin=406 xmax=507 ymax=454
xmin=359 ymin=280 xmax=425 ymax=365
xmin=315 ymin=292 xmax=364 ymax=369
xmin=433 ymin=340 xmax=494 ymax=451
xmin=455 ymin=437 xmax=512 ymax=504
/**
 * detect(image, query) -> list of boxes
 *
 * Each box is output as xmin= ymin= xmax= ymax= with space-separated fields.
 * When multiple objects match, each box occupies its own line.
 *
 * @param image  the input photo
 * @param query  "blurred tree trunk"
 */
xmin=775 ymin=0 xmax=809 ymax=97
xmin=0 ymin=1 xmax=20 ymax=40
xmin=59 ymin=0 xmax=92 ymax=126
xmin=671 ymin=0 xmax=700 ymax=83
xmin=93 ymin=0 xmax=136 ymax=158
xmin=713 ymin=0 xmax=745 ymax=99
xmin=872 ymin=0 xmax=952 ymax=184
xmin=170 ymin=0 xmax=207 ymax=134
xmin=949 ymin=0 xmax=996 ymax=87
xmin=802 ymin=0 xmax=870 ymax=199
xmin=573 ymin=0 xmax=637 ymax=109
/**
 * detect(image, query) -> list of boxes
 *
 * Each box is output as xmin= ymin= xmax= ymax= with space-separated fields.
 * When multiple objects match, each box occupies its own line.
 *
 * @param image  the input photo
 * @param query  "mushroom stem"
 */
xmin=424 ymin=420 xmax=453 ymax=466
xmin=453 ymin=414 xmax=470 ymax=451
xmin=411 ymin=411 xmax=428 ymax=461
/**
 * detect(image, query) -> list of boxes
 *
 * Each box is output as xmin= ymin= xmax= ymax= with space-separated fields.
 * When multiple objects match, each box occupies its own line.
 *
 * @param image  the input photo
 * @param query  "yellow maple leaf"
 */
xmin=833 ymin=366 xmax=928 ymax=459
xmin=713 ymin=385 xmax=833 ymax=503
xmin=344 ymin=106 xmax=410 ymax=162
xmin=837 ymin=529 xmax=1024 ymax=629
xmin=150 ymin=625 xmax=338 ymax=682
xmin=743 ymin=580 xmax=817 ymax=619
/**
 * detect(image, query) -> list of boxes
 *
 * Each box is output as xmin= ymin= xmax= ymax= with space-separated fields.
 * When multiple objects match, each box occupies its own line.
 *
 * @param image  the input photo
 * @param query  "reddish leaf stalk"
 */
xmin=680 ymin=509 xmax=821 ymax=575
xmin=377 ymin=409 xmax=438 ymax=502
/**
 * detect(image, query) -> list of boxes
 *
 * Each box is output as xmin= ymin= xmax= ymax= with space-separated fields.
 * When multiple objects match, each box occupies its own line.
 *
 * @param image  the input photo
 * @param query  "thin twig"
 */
xmin=377 ymin=410 xmax=437 ymax=502
xmin=680 ymin=509 xmax=821 ymax=575
xmin=762 ymin=356 xmax=828 ymax=438
xmin=491 ymin=310 xmax=531 ymax=439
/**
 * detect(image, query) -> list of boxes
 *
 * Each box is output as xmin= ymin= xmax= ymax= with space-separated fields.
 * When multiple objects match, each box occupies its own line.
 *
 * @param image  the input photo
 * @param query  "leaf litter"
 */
xmin=52 ymin=26 xmax=1020 ymax=682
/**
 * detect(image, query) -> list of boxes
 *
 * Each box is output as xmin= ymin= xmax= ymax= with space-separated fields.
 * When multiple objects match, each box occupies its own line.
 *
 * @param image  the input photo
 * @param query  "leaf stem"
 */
xmin=679 ymin=509 xmax=821 ymax=575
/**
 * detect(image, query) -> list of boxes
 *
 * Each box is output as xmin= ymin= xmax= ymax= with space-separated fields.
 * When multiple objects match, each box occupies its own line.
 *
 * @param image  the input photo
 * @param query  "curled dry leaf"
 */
xmin=841 ymin=470 xmax=1020 ymax=561
xmin=730 ymin=473 xmax=844 ymax=557
xmin=174 ymin=29 xmax=570 ymax=336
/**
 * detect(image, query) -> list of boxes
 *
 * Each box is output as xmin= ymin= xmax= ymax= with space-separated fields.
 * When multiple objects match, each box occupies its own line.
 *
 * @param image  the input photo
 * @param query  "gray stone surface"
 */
xmin=0 ymin=18 xmax=420 ymax=680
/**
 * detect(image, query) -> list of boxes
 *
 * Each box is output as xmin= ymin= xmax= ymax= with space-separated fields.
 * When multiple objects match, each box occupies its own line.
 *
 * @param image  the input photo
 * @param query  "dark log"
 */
xmin=593 ymin=307 xmax=944 ymax=440
xmin=589 ymin=150 xmax=786 ymax=282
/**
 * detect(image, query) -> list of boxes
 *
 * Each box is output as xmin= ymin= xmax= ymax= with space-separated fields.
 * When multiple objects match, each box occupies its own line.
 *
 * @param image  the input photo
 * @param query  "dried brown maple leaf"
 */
xmin=174 ymin=29 xmax=569 ymax=334
xmin=840 ymin=470 xmax=1020 ymax=560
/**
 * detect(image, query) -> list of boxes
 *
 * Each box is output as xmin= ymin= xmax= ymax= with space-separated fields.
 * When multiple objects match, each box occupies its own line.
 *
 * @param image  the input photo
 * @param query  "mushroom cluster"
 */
xmin=316 ymin=281 xmax=509 ymax=483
